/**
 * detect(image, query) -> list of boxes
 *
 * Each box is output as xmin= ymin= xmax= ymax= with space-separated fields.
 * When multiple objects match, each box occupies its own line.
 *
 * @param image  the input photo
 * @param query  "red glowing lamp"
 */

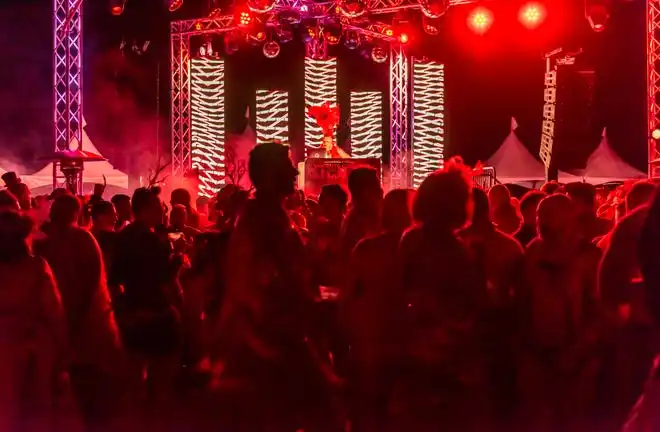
xmin=398 ymin=32 xmax=409 ymax=44
xmin=237 ymin=10 xmax=252 ymax=27
xmin=519 ymin=2 xmax=546 ymax=29
xmin=468 ymin=7 xmax=493 ymax=34
xmin=652 ymin=128 xmax=660 ymax=141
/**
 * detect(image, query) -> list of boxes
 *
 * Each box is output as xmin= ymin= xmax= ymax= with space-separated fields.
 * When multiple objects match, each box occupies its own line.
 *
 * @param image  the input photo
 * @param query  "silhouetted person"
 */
xmin=515 ymin=190 xmax=545 ymax=248
xmin=460 ymin=187 xmax=524 ymax=426
xmin=1 ymin=172 xmax=30 ymax=211
xmin=625 ymin=189 xmax=660 ymax=431
xmin=112 ymin=188 xmax=184 ymax=425
xmin=217 ymin=142 xmax=338 ymax=431
xmin=517 ymin=194 xmax=602 ymax=432
xmin=0 ymin=211 xmax=66 ymax=431
xmin=488 ymin=184 xmax=521 ymax=235
xmin=391 ymin=160 xmax=488 ymax=432
xmin=597 ymin=181 xmax=657 ymax=426
xmin=342 ymin=188 xmax=415 ymax=432
xmin=0 ymin=190 xmax=19 ymax=212
xmin=111 ymin=194 xmax=132 ymax=231
xmin=33 ymin=194 xmax=122 ymax=431
xmin=91 ymin=200 xmax=119 ymax=298
xmin=171 ymin=188 xmax=200 ymax=229
xmin=340 ymin=167 xmax=383 ymax=259
xmin=309 ymin=184 xmax=348 ymax=292
xmin=565 ymin=182 xmax=613 ymax=243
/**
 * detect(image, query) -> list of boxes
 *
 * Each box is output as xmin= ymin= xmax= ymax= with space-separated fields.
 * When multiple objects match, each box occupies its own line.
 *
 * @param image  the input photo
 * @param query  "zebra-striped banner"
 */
xmin=304 ymin=57 xmax=337 ymax=154
xmin=256 ymin=90 xmax=289 ymax=144
xmin=350 ymin=91 xmax=383 ymax=159
xmin=190 ymin=57 xmax=225 ymax=197
xmin=412 ymin=60 xmax=445 ymax=188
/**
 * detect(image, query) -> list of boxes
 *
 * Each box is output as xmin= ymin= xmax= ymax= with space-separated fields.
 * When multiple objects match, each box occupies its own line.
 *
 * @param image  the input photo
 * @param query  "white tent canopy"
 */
xmin=23 ymin=118 xmax=129 ymax=191
xmin=487 ymin=118 xmax=546 ymax=184
xmin=561 ymin=128 xmax=646 ymax=184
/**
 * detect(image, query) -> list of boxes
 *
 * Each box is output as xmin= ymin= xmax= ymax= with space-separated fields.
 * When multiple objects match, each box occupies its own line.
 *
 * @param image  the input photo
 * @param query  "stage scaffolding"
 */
xmin=54 ymin=0 xmax=660 ymax=187
xmin=169 ymin=13 xmax=420 ymax=189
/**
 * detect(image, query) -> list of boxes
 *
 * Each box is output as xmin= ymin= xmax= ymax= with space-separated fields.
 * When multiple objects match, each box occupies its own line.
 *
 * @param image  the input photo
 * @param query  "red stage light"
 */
xmin=238 ymin=11 xmax=252 ymax=27
xmin=652 ymin=128 xmax=660 ymax=140
xmin=519 ymin=2 xmax=546 ymax=29
xmin=398 ymin=32 xmax=409 ymax=44
xmin=111 ymin=6 xmax=124 ymax=16
xmin=468 ymin=7 xmax=493 ymax=34
xmin=256 ymin=31 xmax=266 ymax=41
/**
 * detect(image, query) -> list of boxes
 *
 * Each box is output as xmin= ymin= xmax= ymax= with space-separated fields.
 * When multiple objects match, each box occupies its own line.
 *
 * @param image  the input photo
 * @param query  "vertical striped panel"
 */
xmin=350 ymin=91 xmax=383 ymax=159
xmin=190 ymin=58 xmax=225 ymax=197
xmin=256 ymin=90 xmax=289 ymax=144
xmin=304 ymin=57 xmax=337 ymax=154
xmin=412 ymin=60 xmax=446 ymax=188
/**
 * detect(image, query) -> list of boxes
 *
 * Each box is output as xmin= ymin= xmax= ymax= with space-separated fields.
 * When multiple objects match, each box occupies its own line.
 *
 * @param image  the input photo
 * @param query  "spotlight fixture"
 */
xmin=519 ymin=2 xmax=546 ymax=29
xmin=237 ymin=9 xmax=252 ymax=27
xmin=397 ymin=32 xmax=409 ymax=44
xmin=110 ymin=0 xmax=127 ymax=16
xmin=344 ymin=30 xmax=360 ymax=50
xmin=422 ymin=16 xmax=440 ymax=35
xmin=167 ymin=0 xmax=183 ymax=12
xmin=263 ymin=40 xmax=281 ymax=58
xmin=652 ymin=128 xmax=660 ymax=141
xmin=247 ymin=0 xmax=276 ymax=14
xmin=324 ymin=25 xmax=342 ymax=45
xmin=371 ymin=45 xmax=388 ymax=63
xmin=419 ymin=0 xmax=449 ymax=19
xmin=468 ymin=6 xmax=494 ymax=34
xmin=339 ymin=0 xmax=367 ymax=18
xmin=585 ymin=0 xmax=610 ymax=32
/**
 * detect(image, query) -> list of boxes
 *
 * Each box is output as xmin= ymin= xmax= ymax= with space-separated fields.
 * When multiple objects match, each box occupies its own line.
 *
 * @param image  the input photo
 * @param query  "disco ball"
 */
xmin=420 ymin=0 xmax=449 ymax=19
xmin=263 ymin=40 xmax=281 ymax=58
xmin=247 ymin=0 xmax=276 ymax=13
xmin=371 ymin=46 xmax=388 ymax=63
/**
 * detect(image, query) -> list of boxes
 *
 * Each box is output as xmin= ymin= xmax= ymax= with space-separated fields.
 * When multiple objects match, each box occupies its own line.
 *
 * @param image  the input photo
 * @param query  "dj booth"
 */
xmin=298 ymin=158 xmax=381 ymax=197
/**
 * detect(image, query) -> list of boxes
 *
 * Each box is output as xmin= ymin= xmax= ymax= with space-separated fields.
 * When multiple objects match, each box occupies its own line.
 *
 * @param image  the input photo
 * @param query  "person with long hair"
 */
xmin=34 ymin=194 xmax=123 ymax=431
xmin=0 ymin=211 xmax=68 ymax=431
xmin=390 ymin=159 xmax=489 ymax=432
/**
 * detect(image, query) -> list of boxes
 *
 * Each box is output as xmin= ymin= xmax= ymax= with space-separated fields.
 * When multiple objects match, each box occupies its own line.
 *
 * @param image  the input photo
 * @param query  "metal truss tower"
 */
xmin=648 ymin=0 xmax=660 ymax=176
xmin=53 ymin=0 xmax=83 ymax=186
xmin=389 ymin=44 xmax=410 ymax=189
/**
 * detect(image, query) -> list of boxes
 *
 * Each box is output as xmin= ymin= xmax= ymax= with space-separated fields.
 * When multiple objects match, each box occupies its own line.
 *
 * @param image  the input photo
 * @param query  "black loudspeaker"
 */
xmin=551 ymin=68 xmax=599 ymax=172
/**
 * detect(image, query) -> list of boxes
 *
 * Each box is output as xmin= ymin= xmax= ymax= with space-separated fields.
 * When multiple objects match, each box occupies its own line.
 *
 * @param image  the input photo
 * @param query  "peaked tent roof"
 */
xmin=578 ymin=129 xmax=646 ymax=184
xmin=559 ymin=128 xmax=646 ymax=184
xmin=23 ymin=119 xmax=129 ymax=191
xmin=487 ymin=118 xmax=546 ymax=183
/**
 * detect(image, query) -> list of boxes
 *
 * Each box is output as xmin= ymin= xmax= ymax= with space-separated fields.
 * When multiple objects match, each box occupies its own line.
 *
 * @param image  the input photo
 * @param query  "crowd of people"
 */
xmin=1 ymin=141 xmax=660 ymax=432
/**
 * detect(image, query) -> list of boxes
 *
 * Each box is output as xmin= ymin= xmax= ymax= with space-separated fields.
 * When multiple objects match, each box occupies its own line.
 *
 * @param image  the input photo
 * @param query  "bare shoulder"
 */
xmin=494 ymin=229 xmax=524 ymax=255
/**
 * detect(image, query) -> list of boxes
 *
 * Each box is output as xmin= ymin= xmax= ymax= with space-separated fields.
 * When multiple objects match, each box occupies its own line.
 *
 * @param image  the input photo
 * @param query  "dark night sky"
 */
xmin=0 ymin=0 xmax=649 ymax=174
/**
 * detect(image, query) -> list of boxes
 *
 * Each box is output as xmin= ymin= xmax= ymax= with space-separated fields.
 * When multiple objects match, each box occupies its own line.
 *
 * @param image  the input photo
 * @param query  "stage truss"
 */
xmin=169 ymin=0 xmax=471 ymax=189
xmin=53 ymin=0 xmax=83 ymax=189
xmin=52 ymin=0 xmax=660 ymax=190
xmin=648 ymin=0 xmax=660 ymax=176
